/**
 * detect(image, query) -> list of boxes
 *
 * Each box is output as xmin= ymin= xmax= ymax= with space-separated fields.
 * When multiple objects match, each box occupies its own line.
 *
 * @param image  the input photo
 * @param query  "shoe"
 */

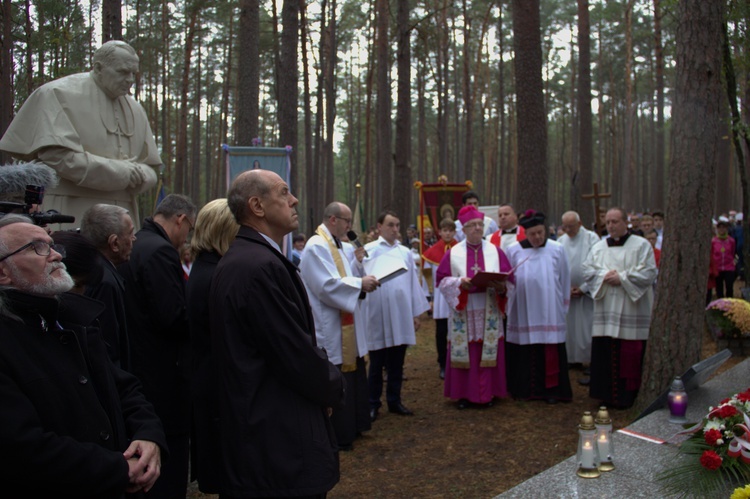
xmin=439 ymin=368 xmax=445 ymax=380
xmin=546 ymin=398 xmax=558 ymax=405
xmin=387 ymin=402 xmax=414 ymax=416
xmin=369 ymin=407 xmax=379 ymax=422
xmin=578 ymin=376 xmax=590 ymax=386
xmin=457 ymin=398 xmax=470 ymax=410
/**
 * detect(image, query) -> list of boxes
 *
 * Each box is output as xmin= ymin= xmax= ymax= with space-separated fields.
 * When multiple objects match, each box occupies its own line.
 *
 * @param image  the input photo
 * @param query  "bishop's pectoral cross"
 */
xmin=470 ymin=262 xmax=482 ymax=274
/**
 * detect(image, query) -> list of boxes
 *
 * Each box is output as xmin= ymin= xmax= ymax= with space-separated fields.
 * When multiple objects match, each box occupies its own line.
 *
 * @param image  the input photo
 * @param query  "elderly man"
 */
xmin=436 ymin=206 xmax=511 ymax=409
xmin=359 ymin=210 xmax=431 ymax=420
xmin=487 ymin=203 xmax=526 ymax=251
xmin=582 ymin=207 xmax=657 ymax=409
xmin=558 ymin=211 xmax=600 ymax=381
xmin=80 ymin=204 xmax=136 ymax=370
xmin=0 ymin=214 xmax=167 ymax=496
xmin=299 ymin=201 xmax=379 ymax=451
xmin=505 ymin=210 xmax=572 ymax=404
xmin=210 ymin=170 xmax=344 ymax=497
xmin=119 ymin=193 xmax=196 ymax=498
xmin=0 ymin=41 xmax=161 ymax=228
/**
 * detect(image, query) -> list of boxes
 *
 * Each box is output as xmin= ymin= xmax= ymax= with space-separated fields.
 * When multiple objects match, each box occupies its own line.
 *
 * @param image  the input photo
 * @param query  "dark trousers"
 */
xmin=145 ymin=433 xmax=189 ymax=499
xmin=716 ymin=270 xmax=736 ymax=298
xmin=368 ymin=344 xmax=407 ymax=408
xmin=435 ymin=318 xmax=448 ymax=369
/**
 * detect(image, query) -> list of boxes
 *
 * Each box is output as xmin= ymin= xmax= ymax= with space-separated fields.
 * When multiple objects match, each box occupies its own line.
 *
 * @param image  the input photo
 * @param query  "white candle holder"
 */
xmin=576 ymin=411 xmax=601 ymax=478
xmin=595 ymin=406 xmax=614 ymax=472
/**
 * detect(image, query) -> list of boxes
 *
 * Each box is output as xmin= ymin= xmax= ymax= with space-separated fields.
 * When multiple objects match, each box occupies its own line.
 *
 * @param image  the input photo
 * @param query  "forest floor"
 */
xmin=188 ymin=305 xmax=744 ymax=498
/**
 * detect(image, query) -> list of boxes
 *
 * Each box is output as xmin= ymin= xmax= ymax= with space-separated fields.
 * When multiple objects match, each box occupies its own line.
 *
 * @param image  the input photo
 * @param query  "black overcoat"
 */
xmin=186 ymin=250 xmax=221 ymax=493
xmin=210 ymin=225 xmax=344 ymax=497
xmin=0 ymin=291 xmax=168 ymax=498
xmin=118 ymin=217 xmax=191 ymax=435
xmin=86 ymin=259 xmax=131 ymax=370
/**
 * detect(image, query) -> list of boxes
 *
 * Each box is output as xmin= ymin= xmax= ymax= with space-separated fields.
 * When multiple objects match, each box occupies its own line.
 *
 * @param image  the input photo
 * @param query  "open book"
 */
xmin=363 ymin=247 xmax=408 ymax=284
xmin=470 ymin=256 xmax=529 ymax=288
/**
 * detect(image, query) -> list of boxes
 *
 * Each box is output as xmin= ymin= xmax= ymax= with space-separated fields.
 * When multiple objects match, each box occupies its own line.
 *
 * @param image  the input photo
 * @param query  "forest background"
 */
xmin=0 ymin=0 xmax=747 ymax=409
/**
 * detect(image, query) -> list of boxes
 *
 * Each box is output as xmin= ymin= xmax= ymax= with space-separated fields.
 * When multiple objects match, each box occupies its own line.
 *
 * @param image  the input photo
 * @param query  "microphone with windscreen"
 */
xmin=347 ymin=230 xmax=368 ymax=258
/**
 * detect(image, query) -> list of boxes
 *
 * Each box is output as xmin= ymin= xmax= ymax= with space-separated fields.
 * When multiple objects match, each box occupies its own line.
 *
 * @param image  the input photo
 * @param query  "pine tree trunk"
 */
xmin=653 ymin=0 xmax=666 ymax=210
xmin=577 ymin=0 xmax=593 ymax=225
xmin=0 ymin=0 xmax=12 ymax=164
xmin=394 ymin=0 xmax=412 ymax=226
xmin=512 ymin=0 xmax=548 ymax=214
xmin=102 ymin=0 xmax=122 ymax=42
xmin=375 ymin=0 xmax=392 ymax=209
xmin=237 ymin=0 xmax=259 ymax=145
xmin=279 ymin=0 xmax=300 ymax=189
xmin=635 ymin=0 xmax=723 ymax=411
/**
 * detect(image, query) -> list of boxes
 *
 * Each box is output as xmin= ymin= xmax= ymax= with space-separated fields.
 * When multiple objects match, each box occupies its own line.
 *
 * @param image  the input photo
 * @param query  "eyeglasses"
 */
xmin=0 ymin=240 xmax=66 ymax=262
xmin=184 ymin=216 xmax=195 ymax=233
xmin=335 ymin=216 xmax=352 ymax=224
xmin=463 ymin=222 xmax=484 ymax=230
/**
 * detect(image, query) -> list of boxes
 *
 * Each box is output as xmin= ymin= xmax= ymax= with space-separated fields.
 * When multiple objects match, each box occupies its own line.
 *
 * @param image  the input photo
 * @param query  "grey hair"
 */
xmin=93 ymin=41 xmax=137 ymax=67
xmin=80 ymin=204 xmax=130 ymax=250
xmin=154 ymin=194 xmax=197 ymax=220
xmin=0 ymin=214 xmax=34 ymax=261
xmin=227 ymin=171 xmax=272 ymax=223
xmin=323 ymin=202 xmax=344 ymax=220
xmin=561 ymin=211 xmax=581 ymax=223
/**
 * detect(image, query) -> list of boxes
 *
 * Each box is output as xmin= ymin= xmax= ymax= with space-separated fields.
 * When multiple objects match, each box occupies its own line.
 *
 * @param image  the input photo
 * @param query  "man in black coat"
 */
xmin=81 ymin=203 xmax=137 ymax=371
xmin=0 ymin=215 xmax=167 ymax=497
xmin=119 ymin=194 xmax=196 ymax=498
xmin=211 ymin=170 xmax=344 ymax=498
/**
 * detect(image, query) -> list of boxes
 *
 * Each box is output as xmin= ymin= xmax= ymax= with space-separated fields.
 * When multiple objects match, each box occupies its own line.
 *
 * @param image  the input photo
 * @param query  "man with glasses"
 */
xmin=0 ymin=214 xmax=167 ymax=496
xmin=299 ymin=201 xmax=379 ymax=450
xmin=119 ymin=193 xmax=197 ymax=498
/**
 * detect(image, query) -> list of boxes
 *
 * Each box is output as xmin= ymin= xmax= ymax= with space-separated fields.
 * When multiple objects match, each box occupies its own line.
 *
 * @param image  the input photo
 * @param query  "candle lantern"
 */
xmin=576 ymin=411 xmax=601 ymax=478
xmin=595 ymin=406 xmax=614 ymax=471
xmin=667 ymin=376 xmax=688 ymax=424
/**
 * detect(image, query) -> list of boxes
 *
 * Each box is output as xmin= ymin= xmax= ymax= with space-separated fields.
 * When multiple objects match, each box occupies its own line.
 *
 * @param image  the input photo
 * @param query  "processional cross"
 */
xmin=582 ymin=182 xmax=612 ymax=233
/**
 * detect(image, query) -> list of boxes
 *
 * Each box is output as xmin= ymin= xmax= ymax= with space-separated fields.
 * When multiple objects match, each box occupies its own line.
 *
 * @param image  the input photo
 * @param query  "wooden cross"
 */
xmin=582 ymin=182 xmax=612 ymax=233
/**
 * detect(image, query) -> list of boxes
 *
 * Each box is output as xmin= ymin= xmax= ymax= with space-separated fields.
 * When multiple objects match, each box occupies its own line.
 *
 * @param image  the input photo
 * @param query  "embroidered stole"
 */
xmin=315 ymin=225 xmax=358 ymax=372
xmin=448 ymin=242 xmax=502 ymax=368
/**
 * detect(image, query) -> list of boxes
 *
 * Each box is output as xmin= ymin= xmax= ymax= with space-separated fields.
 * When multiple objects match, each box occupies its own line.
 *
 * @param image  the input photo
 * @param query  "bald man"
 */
xmin=210 ymin=170 xmax=344 ymax=497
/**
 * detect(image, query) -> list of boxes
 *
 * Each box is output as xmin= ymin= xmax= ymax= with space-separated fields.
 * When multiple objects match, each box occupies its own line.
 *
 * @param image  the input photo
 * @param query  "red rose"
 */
xmin=700 ymin=450 xmax=723 ymax=471
xmin=720 ymin=398 xmax=731 ymax=405
xmin=717 ymin=405 xmax=739 ymax=419
xmin=737 ymin=391 xmax=750 ymax=403
xmin=704 ymin=429 xmax=723 ymax=446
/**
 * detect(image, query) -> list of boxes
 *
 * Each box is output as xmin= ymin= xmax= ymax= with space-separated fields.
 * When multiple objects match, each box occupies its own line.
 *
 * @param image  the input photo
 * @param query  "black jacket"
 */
xmin=118 ymin=217 xmax=191 ymax=435
xmin=0 ymin=291 xmax=168 ymax=498
xmin=186 ymin=250 xmax=221 ymax=493
xmin=210 ymin=225 xmax=344 ymax=497
xmin=86 ymin=259 xmax=131 ymax=370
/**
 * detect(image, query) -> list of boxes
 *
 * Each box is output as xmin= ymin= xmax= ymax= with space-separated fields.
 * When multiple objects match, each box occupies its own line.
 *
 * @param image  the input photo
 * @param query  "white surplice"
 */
xmin=581 ymin=235 xmax=657 ymax=341
xmin=356 ymin=237 xmax=431 ymax=350
xmin=558 ymin=228 xmax=601 ymax=363
xmin=299 ymin=226 xmax=367 ymax=364
xmin=505 ymin=240 xmax=571 ymax=345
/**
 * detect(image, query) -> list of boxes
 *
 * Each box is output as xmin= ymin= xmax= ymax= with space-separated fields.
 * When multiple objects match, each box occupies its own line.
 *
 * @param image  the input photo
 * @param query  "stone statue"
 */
xmin=0 ymin=41 xmax=161 ymax=228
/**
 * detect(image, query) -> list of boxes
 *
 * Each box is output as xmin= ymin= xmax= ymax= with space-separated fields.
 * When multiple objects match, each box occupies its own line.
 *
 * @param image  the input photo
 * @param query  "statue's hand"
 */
xmin=128 ymin=162 xmax=147 ymax=188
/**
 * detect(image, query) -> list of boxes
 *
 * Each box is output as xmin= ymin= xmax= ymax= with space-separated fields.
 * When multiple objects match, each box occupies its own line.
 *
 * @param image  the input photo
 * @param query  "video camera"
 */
xmin=0 ymin=184 xmax=75 ymax=226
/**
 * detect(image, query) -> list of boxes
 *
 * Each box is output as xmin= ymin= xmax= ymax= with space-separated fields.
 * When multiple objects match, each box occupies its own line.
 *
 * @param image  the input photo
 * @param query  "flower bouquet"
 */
xmin=706 ymin=298 xmax=750 ymax=340
xmin=659 ymin=388 xmax=750 ymax=497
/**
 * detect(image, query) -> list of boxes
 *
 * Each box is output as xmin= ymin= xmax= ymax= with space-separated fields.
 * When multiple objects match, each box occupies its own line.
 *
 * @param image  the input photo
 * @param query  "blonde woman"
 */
xmin=185 ymin=198 xmax=239 ymax=494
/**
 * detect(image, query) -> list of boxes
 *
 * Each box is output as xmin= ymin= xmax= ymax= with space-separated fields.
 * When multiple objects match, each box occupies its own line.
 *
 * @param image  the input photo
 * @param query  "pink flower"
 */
xmin=700 ymin=450 xmax=723 ymax=470
xmin=704 ymin=429 xmax=723 ymax=446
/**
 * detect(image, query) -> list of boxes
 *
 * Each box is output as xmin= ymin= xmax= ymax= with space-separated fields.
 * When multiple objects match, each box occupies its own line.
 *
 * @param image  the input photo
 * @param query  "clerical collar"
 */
xmin=520 ymin=239 xmax=546 ymax=249
xmin=466 ymin=241 xmax=483 ymax=250
xmin=502 ymin=227 xmax=517 ymax=235
xmin=607 ymin=233 xmax=630 ymax=247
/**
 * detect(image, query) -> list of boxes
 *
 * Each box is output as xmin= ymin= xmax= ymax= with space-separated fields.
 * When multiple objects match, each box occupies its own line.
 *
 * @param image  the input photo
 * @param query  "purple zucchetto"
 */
xmin=458 ymin=206 xmax=483 ymax=225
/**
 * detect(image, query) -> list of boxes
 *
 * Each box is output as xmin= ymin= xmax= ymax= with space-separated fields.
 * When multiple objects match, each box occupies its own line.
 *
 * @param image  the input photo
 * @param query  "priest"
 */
xmin=582 ymin=207 xmax=657 ymax=408
xmin=487 ymin=203 xmax=526 ymax=251
xmin=299 ymin=201 xmax=379 ymax=450
xmin=557 ymin=211 xmax=601 ymax=369
xmin=505 ymin=210 xmax=572 ymax=404
xmin=436 ymin=206 xmax=510 ymax=409
xmin=0 ymin=41 xmax=161 ymax=228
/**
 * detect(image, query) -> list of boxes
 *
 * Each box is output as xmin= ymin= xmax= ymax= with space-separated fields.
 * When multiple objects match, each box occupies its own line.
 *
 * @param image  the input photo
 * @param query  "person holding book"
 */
xmin=435 ymin=206 xmax=512 ymax=409
xmin=505 ymin=210 xmax=573 ymax=404
xmin=357 ymin=210 xmax=430 ymax=420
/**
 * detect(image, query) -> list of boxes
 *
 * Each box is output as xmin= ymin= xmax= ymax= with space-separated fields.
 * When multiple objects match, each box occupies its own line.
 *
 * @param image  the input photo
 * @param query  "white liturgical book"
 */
xmin=363 ymin=247 xmax=408 ymax=283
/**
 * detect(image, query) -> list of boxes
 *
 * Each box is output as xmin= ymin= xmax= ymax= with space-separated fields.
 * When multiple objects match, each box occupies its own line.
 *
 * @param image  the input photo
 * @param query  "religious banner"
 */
xmin=223 ymin=144 xmax=294 ymax=258
xmin=414 ymin=176 xmax=472 ymax=292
